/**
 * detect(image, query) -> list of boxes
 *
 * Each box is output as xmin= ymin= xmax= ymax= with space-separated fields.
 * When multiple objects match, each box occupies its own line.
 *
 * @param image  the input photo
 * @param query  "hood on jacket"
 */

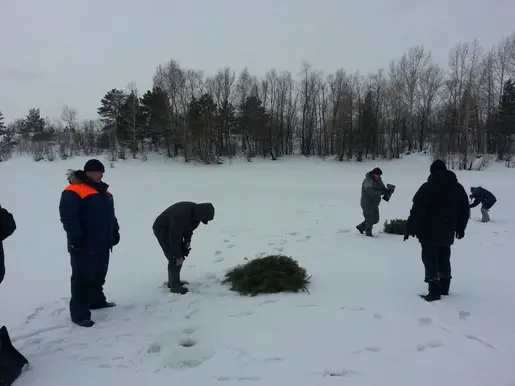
xmin=66 ymin=169 xmax=109 ymax=192
xmin=427 ymin=169 xmax=458 ymax=184
xmin=194 ymin=203 xmax=215 ymax=224
xmin=67 ymin=169 xmax=83 ymax=184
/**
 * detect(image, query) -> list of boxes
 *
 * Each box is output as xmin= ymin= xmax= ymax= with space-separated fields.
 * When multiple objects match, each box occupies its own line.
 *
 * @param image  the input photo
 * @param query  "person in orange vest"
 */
xmin=59 ymin=159 xmax=120 ymax=327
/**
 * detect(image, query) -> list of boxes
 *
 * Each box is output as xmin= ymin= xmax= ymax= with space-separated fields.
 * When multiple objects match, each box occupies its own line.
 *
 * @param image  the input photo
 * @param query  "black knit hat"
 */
xmin=430 ymin=159 xmax=447 ymax=173
xmin=84 ymin=159 xmax=105 ymax=173
xmin=371 ymin=167 xmax=383 ymax=175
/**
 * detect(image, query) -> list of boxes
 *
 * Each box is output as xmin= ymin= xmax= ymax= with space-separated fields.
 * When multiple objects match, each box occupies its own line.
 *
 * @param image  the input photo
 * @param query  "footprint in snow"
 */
xmin=336 ymin=229 xmax=350 ymax=234
xmin=214 ymin=250 xmax=222 ymax=255
xmin=182 ymin=327 xmax=198 ymax=335
xmin=353 ymin=346 xmax=382 ymax=354
xmin=217 ymin=376 xmax=261 ymax=382
xmin=465 ymin=335 xmax=495 ymax=349
xmin=214 ymin=257 xmax=224 ymax=263
xmin=229 ymin=311 xmax=253 ymax=318
xmin=227 ymin=244 xmax=235 ymax=249
xmin=258 ymin=299 xmax=279 ymax=306
xmin=417 ymin=341 xmax=443 ymax=351
xmin=459 ymin=310 xmax=471 ymax=320
xmin=322 ymin=369 xmax=360 ymax=377
xmin=418 ymin=316 xmax=433 ymax=327
xmin=178 ymin=337 xmax=197 ymax=348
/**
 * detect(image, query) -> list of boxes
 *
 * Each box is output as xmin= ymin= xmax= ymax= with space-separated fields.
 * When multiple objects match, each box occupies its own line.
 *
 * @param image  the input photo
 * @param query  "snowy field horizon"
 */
xmin=1 ymin=154 xmax=514 ymax=386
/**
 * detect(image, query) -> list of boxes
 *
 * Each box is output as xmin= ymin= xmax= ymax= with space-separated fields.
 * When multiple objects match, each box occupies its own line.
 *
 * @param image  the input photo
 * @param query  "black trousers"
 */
xmin=69 ymin=249 xmax=110 ymax=322
xmin=421 ymin=244 xmax=451 ymax=283
xmin=153 ymin=226 xmax=182 ymax=275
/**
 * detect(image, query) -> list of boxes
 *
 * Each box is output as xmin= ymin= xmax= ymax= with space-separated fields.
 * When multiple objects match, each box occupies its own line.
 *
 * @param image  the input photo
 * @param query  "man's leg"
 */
xmin=154 ymin=226 xmax=188 ymax=294
xmin=168 ymin=260 xmax=188 ymax=294
xmin=420 ymin=243 xmax=441 ymax=302
xmin=481 ymin=205 xmax=490 ymax=222
xmin=89 ymin=249 xmax=115 ymax=309
xmin=356 ymin=221 xmax=366 ymax=234
xmin=69 ymin=252 xmax=95 ymax=327
xmin=437 ymin=246 xmax=452 ymax=295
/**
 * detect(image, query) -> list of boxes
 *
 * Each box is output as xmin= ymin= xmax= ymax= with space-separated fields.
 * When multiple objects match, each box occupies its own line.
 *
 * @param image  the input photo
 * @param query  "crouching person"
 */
xmin=153 ymin=202 xmax=215 ymax=294
xmin=404 ymin=160 xmax=470 ymax=302
xmin=469 ymin=186 xmax=497 ymax=222
xmin=59 ymin=160 xmax=120 ymax=327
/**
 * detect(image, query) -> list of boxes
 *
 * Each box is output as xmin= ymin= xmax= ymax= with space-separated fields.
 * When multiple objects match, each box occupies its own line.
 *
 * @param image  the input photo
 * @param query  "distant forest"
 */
xmin=1 ymin=30 xmax=514 ymax=170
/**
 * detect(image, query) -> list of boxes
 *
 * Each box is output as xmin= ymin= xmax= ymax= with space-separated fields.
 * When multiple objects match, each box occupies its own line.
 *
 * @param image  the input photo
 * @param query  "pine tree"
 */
xmin=0 ymin=111 xmax=5 ymax=134
xmin=140 ymin=86 xmax=170 ymax=148
xmin=98 ymin=89 xmax=126 ymax=160
xmin=496 ymin=79 xmax=515 ymax=159
xmin=22 ymin=108 xmax=45 ymax=139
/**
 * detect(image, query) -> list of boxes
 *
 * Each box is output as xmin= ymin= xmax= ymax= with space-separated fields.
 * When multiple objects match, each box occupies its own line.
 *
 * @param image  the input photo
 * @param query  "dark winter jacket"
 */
xmin=0 ymin=205 xmax=16 ymax=284
xmin=153 ymin=201 xmax=215 ymax=259
xmin=59 ymin=170 xmax=120 ymax=254
xmin=360 ymin=172 xmax=389 ymax=211
xmin=406 ymin=169 xmax=470 ymax=246
xmin=470 ymin=186 xmax=497 ymax=210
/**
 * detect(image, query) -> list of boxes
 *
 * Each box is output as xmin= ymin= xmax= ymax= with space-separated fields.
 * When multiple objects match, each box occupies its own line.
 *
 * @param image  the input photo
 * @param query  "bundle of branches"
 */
xmin=222 ymin=254 xmax=311 ymax=296
xmin=384 ymin=218 xmax=408 ymax=235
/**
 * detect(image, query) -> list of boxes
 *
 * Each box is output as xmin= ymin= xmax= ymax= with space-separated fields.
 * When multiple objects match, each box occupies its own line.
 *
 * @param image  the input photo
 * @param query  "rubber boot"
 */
xmin=168 ymin=264 xmax=188 ymax=295
xmin=481 ymin=207 xmax=490 ymax=223
xmin=420 ymin=280 xmax=441 ymax=302
xmin=178 ymin=265 xmax=189 ymax=285
xmin=440 ymin=278 xmax=451 ymax=296
xmin=356 ymin=222 xmax=366 ymax=234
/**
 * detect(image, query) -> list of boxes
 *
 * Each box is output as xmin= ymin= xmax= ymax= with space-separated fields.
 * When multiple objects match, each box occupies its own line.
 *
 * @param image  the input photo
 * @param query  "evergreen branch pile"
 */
xmin=222 ymin=254 xmax=311 ymax=296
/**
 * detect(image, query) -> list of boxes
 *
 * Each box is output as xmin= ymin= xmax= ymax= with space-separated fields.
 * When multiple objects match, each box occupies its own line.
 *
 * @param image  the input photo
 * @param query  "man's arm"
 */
xmin=469 ymin=199 xmax=480 ymax=208
xmin=406 ymin=184 xmax=429 ymax=236
xmin=59 ymin=190 xmax=83 ymax=242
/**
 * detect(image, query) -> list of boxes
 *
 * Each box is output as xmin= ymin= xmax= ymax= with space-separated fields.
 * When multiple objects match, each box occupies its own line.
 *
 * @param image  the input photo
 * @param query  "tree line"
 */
xmin=1 ymin=30 xmax=515 ymax=169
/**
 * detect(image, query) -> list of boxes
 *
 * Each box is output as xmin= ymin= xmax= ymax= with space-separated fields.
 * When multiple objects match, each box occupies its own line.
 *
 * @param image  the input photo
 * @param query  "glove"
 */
xmin=456 ymin=230 xmax=465 ymax=239
xmin=113 ymin=231 xmax=120 ymax=246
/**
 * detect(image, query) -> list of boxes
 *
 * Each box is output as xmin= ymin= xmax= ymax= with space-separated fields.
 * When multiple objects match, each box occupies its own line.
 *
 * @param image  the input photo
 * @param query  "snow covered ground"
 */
xmin=1 ymin=154 xmax=514 ymax=386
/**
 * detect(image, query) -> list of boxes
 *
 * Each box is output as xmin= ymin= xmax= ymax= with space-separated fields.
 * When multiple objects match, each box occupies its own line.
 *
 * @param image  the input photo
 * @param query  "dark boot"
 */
xmin=73 ymin=319 xmax=95 ymax=328
xmin=177 ymin=265 xmax=189 ymax=285
xmin=440 ymin=278 xmax=451 ymax=296
xmin=168 ymin=264 xmax=188 ymax=295
xmin=420 ymin=280 xmax=441 ymax=302
xmin=365 ymin=225 xmax=373 ymax=237
xmin=356 ymin=222 xmax=366 ymax=234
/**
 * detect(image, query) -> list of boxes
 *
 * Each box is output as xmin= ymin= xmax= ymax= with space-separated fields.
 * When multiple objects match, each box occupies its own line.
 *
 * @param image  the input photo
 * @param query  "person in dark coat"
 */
xmin=469 ymin=186 xmax=497 ymax=222
xmin=59 ymin=159 xmax=120 ymax=327
xmin=0 ymin=205 xmax=16 ymax=285
xmin=0 ymin=206 xmax=29 ymax=386
xmin=356 ymin=167 xmax=392 ymax=237
xmin=404 ymin=160 xmax=470 ymax=302
xmin=153 ymin=201 xmax=215 ymax=294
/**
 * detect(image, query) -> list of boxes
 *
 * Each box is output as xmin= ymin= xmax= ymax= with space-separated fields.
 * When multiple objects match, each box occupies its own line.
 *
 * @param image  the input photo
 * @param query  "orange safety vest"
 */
xmin=63 ymin=184 xmax=111 ymax=198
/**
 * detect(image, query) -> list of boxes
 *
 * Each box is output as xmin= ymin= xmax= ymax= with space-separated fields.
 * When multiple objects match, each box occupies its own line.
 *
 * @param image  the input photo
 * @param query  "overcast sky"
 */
xmin=1 ymin=0 xmax=513 ymax=123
